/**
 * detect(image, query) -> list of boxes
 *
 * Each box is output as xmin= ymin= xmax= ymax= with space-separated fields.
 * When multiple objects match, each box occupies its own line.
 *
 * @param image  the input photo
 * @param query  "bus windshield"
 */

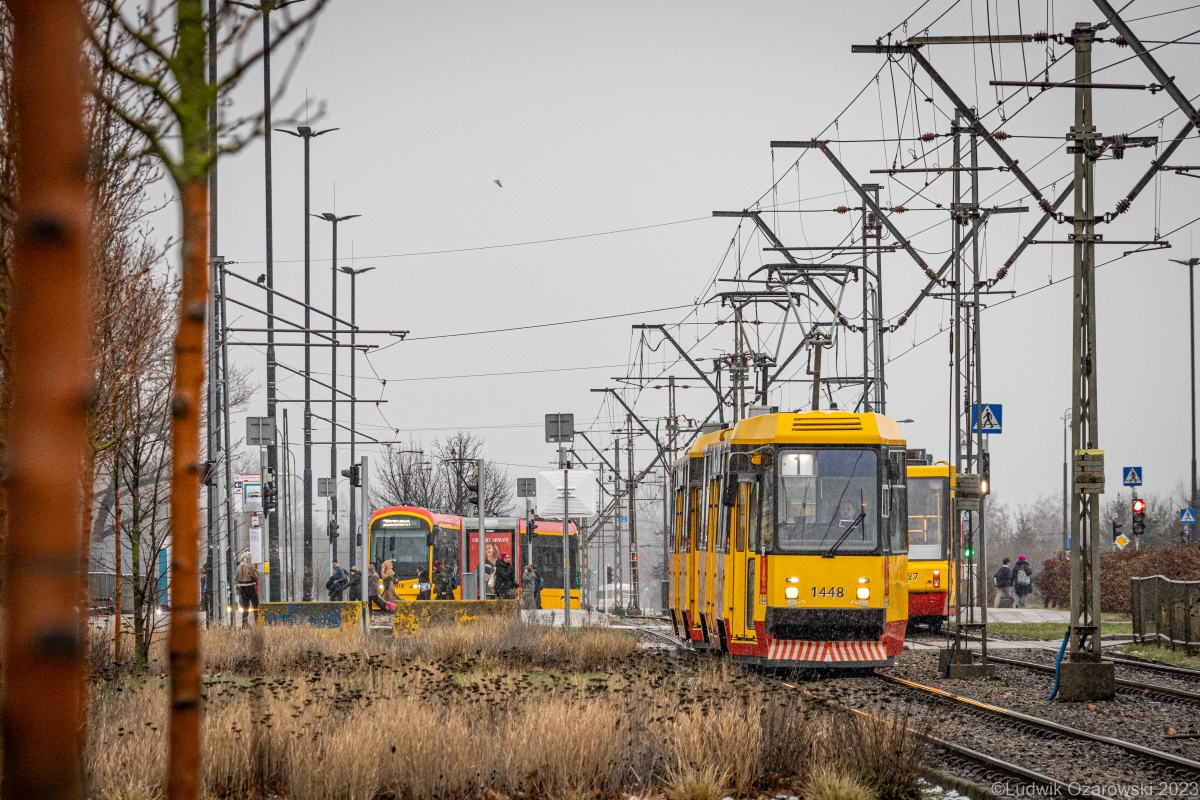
xmin=776 ymin=448 xmax=879 ymax=554
xmin=532 ymin=538 xmax=579 ymax=590
xmin=372 ymin=515 xmax=429 ymax=579
xmin=907 ymin=476 xmax=948 ymax=561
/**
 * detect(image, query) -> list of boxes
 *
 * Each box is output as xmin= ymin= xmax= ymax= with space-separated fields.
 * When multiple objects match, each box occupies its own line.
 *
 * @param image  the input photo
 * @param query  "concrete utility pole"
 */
xmin=614 ymin=436 xmax=623 ymax=610
xmin=279 ymin=124 xmax=334 ymax=599
xmin=218 ymin=258 xmax=237 ymax=618
xmin=1064 ymin=21 xmax=1115 ymax=700
xmin=206 ymin=0 xmax=220 ymax=624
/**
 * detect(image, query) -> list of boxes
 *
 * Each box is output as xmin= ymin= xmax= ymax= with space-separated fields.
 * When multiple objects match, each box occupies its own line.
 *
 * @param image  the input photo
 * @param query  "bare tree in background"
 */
xmin=373 ymin=432 xmax=513 ymax=516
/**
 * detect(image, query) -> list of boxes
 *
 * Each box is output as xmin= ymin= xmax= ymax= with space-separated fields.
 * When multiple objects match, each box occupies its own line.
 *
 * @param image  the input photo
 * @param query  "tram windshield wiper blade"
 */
xmin=823 ymin=511 xmax=865 ymax=558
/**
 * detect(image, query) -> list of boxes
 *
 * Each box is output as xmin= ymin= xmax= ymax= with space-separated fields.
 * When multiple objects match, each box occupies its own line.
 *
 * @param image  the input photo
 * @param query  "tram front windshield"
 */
xmin=777 ymin=448 xmax=879 ymax=554
xmin=907 ymin=476 xmax=948 ymax=561
xmin=372 ymin=515 xmax=429 ymax=579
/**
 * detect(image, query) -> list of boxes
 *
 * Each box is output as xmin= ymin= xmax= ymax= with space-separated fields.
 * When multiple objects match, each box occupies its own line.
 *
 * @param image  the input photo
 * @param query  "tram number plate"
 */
xmin=811 ymin=586 xmax=845 ymax=598
xmin=907 ymin=572 xmax=919 ymax=581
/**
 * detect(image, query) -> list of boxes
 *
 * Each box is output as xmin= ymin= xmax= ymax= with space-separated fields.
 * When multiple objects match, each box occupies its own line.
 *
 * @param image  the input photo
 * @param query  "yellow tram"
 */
xmin=906 ymin=455 xmax=954 ymax=632
xmin=669 ymin=410 xmax=910 ymax=668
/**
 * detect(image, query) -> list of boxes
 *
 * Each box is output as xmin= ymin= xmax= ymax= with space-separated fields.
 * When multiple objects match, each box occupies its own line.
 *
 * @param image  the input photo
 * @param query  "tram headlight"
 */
xmin=784 ymin=587 xmax=799 ymax=599
xmin=856 ymin=587 xmax=870 ymax=600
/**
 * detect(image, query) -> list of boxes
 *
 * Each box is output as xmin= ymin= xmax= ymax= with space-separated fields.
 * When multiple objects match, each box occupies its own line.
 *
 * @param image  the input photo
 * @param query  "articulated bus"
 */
xmin=369 ymin=505 xmax=463 ymax=601
xmin=669 ymin=410 xmax=909 ymax=668
xmin=906 ymin=455 xmax=954 ymax=632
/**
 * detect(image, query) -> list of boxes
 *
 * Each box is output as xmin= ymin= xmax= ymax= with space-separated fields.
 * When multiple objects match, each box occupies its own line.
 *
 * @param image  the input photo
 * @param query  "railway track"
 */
xmin=1107 ymin=654 xmax=1200 ymax=680
xmin=783 ymin=679 xmax=1069 ymax=795
xmin=872 ymin=672 xmax=1200 ymax=783
xmin=988 ymin=655 xmax=1200 ymax=705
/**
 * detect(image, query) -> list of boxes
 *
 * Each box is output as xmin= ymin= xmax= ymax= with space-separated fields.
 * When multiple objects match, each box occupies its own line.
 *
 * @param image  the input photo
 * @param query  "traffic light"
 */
xmin=981 ymin=453 xmax=991 ymax=495
xmin=340 ymin=464 xmax=361 ymax=487
xmin=605 ymin=564 xmax=613 ymax=584
xmin=465 ymin=473 xmax=480 ymax=507
xmin=1132 ymin=497 xmax=1147 ymax=536
xmin=963 ymin=546 xmax=974 ymax=559
xmin=1112 ymin=518 xmax=1124 ymax=542
xmin=263 ymin=468 xmax=277 ymax=513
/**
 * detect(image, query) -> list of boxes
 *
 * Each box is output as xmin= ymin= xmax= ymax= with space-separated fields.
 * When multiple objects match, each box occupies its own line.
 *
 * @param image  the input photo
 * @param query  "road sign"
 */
xmin=1122 ymin=467 xmax=1143 ymax=486
xmin=1183 ymin=508 xmax=1197 ymax=525
xmin=545 ymin=413 xmax=574 ymax=443
xmin=1115 ymin=533 xmax=1129 ymax=549
xmin=971 ymin=404 xmax=1002 ymax=434
xmin=317 ymin=477 xmax=336 ymax=498
xmin=516 ymin=477 xmax=536 ymax=498
xmin=241 ymin=474 xmax=262 ymax=513
xmin=620 ymin=515 xmax=629 ymax=524
xmin=246 ymin=416 xmax=275 ymax=446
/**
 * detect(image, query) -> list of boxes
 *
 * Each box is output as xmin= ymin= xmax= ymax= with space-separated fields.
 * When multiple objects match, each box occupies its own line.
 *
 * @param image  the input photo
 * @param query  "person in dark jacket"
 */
xmin=993 ymin=558 xmax=1014 ymax=606
xmin=493 ymin=554 xmax=517 ymax=599
xmin=347 ymin=565 xmax=362 ymax=602
xmin=433 ymin=560 xmax=454 ymax=600
xmin=521 ymin=564 xmax=539 ymax=609
xmin=1014 ymin=555 xmax=1035 ymax=607
xmin=326 ymin=560 xmax=348 ymax=601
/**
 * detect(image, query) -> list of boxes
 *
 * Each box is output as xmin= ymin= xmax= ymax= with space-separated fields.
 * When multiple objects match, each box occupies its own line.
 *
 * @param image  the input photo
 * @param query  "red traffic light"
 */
xmin=1132 ymin=498 xmax=1147 ymax=515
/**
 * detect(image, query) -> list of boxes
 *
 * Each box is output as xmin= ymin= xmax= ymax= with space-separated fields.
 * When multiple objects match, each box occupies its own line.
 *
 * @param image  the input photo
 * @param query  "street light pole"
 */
xmin=341 ymin=264 xmax=374 ymax=567
xmin=315 ymin=212 xmax=358 ymax=566
xmin=280 ymin=124 xmax=335 ymax=599
xmin=232 ymin=0 xmax=306 ymax=605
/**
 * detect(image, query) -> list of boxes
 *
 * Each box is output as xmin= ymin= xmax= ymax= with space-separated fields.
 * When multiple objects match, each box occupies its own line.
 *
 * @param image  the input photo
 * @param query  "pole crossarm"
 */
xmin=770 ymin=141 xmax=939 ymax=285
xmin=224 ymin=267 xmax=359 ymax=329
xmin=590 ymin=388 xmax=668 ymax=459
xmin=578 ymin=431 xmax=618 ymax=474
xmin=632 ymin=324 xmax=724 ymax=408
xmin=889 ymin=210 xmax=992 ymax=328
xmin=1093 ymin=0 xmax=1200 ymax=127
xmin=851 ymin=44 xmax=1052 ymax=212
xmin=1002 ymin=181 xmax=1075 ymax=269
xmin=712 ymin=211 xmax=838 ymax=312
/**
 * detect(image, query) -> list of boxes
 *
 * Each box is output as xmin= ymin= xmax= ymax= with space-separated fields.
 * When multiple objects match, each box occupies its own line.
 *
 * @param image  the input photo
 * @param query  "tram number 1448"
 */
xmin=812 ymin=586 xmax=845 ymax=598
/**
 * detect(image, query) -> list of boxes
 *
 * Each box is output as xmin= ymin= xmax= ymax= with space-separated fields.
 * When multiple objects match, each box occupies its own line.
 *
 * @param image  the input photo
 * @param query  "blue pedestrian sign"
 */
xmin=1182 ymin=508 xmax=1197 ymax=525
xmin=1122 ymin=467 xmax=1143 ymax=487
xmin=971 ymin=404 xmax=1003 ymax=434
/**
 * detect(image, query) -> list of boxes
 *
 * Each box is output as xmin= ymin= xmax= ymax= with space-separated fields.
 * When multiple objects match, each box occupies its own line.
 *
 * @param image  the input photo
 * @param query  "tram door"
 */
xmin=686 ymin=485 xmax=701 ymax=633
xmin=730 ymin=481 xmax=752 ymax=640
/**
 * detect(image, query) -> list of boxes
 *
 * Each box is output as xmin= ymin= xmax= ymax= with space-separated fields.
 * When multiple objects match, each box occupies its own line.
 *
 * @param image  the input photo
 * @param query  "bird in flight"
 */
xmin=493 ymin=179 xmax=503 ymax=188
xmin=256 ymin=274 xmax=266 ymax=284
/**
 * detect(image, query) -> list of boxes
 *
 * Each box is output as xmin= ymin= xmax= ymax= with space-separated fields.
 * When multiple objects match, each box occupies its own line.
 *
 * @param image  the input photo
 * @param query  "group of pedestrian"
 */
xmin=992 ymin=555 xmax=1035 ymax=608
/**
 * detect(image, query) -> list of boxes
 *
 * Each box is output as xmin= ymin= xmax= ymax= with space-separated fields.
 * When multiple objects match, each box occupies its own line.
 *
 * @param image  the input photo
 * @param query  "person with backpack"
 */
xmin=1014 ymin=555 xmax=1035 ymax=608
xmin=326 ymin=560 xmax=348 ymax=601
xmin=993 ymin=558 xmax=1014 ymax=607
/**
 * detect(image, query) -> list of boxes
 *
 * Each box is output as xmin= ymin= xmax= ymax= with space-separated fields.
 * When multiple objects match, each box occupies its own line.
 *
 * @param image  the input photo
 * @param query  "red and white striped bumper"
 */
xmin=766 ymin=638 xmax=889 ymax=664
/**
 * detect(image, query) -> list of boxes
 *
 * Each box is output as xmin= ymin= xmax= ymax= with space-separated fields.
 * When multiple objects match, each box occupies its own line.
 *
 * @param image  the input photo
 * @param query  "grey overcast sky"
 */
xmin=203 ymin=0 xmax=1200 ymax=518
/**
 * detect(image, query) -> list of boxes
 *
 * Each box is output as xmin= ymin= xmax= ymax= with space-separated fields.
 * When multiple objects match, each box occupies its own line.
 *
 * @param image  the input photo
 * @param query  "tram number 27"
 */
xmin=812 ymin=586 xmax=845 ymax=598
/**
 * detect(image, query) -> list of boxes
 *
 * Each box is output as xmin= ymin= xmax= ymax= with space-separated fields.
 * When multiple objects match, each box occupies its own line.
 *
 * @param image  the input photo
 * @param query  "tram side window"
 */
xmin=748 ymin=479 xmax=762 ymax=553
xmin=908 ymin=477 xmax=946 ymax=560
xmin=760 ymin=470 xmax=774 ymax=551
xmin=688 ymin=486 xmax=700 ymax=553
xmin=673 ymin=487 xmax=684 ymax=554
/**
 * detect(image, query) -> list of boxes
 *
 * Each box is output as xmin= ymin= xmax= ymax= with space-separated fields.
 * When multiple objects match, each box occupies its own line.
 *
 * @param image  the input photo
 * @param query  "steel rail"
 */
xmin=781 ymin=681 xmax=1068 ymax=793
xmin=989 ymin=655 xmax=1200 ymax=704
xmin=875 ymin=672 xmax=1200 ymax=777
xmin=1106 ymin=654 xmax=1200 ymax=679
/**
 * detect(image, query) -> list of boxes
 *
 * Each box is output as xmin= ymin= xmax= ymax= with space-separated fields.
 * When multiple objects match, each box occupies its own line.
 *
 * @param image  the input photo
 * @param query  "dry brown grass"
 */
xmin=84 ymin=620 xmax=925 ymax=800
xmin=803 ymin=766 xmax=878 ymax=800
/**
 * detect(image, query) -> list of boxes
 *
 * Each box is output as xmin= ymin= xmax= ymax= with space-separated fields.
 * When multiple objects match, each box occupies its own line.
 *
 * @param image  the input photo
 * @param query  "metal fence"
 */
xmin=1131 ymin=575 xmax=1200 ymax=650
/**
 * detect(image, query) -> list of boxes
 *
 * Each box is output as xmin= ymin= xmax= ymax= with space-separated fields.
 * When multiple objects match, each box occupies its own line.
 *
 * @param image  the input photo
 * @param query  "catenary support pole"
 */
xmin=206 ymin=0 xmax=220 ymax=622
xmin=2 ymin=5 xmax=90 ymax=797
xmin=562 ymin=444 xmax=571 ymax=628
xmin=478 ymin=459 xmax=487 ymax=601
xmin=219 ymin=260 xmax=237 ymax=619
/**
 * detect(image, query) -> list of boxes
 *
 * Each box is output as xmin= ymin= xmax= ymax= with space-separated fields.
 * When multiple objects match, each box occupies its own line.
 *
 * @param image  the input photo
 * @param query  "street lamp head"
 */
xmin=1170 ymin=258 xmax=1200 ymax=266
xmin=895 ymin=418 xmax=914 ymax=423
xmin=340 ymin=266 xmax=376 ymax=276
xmin=315 ymin=212 xmax=360 ymax=223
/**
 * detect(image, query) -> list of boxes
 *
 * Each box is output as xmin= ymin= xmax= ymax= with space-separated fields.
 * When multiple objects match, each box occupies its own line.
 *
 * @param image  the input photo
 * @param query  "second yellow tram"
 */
xmin=669 ymin=410 xmax=910 ymax=668
xmin=906 ymin=455 xmax=954 ymax=632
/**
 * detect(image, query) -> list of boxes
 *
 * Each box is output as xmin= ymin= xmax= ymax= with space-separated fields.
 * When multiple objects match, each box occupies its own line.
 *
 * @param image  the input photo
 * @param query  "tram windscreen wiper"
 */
xmin=823 ymin=490 xmax=866 ymax=559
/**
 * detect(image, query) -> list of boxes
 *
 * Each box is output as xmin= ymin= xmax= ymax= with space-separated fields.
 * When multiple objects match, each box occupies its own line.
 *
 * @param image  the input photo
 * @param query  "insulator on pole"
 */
xmin=921 ymin=132 xmax=937 ymax=142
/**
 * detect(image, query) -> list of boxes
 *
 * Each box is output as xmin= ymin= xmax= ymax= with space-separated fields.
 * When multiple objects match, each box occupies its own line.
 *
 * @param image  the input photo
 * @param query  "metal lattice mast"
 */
xmin=1069 ymin=21 xmax=1104 ymax=664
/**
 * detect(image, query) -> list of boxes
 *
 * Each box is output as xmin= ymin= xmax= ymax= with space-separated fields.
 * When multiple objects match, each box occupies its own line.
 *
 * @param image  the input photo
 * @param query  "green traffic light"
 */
xmin=963 ymin=548 xmax=974 ymax=558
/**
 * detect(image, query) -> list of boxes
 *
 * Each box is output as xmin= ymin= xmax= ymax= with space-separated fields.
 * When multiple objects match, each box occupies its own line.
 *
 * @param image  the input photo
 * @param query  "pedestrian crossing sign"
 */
xmin=1123 ymin=467 xmax=1143 ymax=486
xmin=1115 ymin=534 xmax=1129 ymax=549
xmin=1182 ymin=508 xmax=1197 ymax=525
xmin=971 ymin=404 xmax=1002 ymax=434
